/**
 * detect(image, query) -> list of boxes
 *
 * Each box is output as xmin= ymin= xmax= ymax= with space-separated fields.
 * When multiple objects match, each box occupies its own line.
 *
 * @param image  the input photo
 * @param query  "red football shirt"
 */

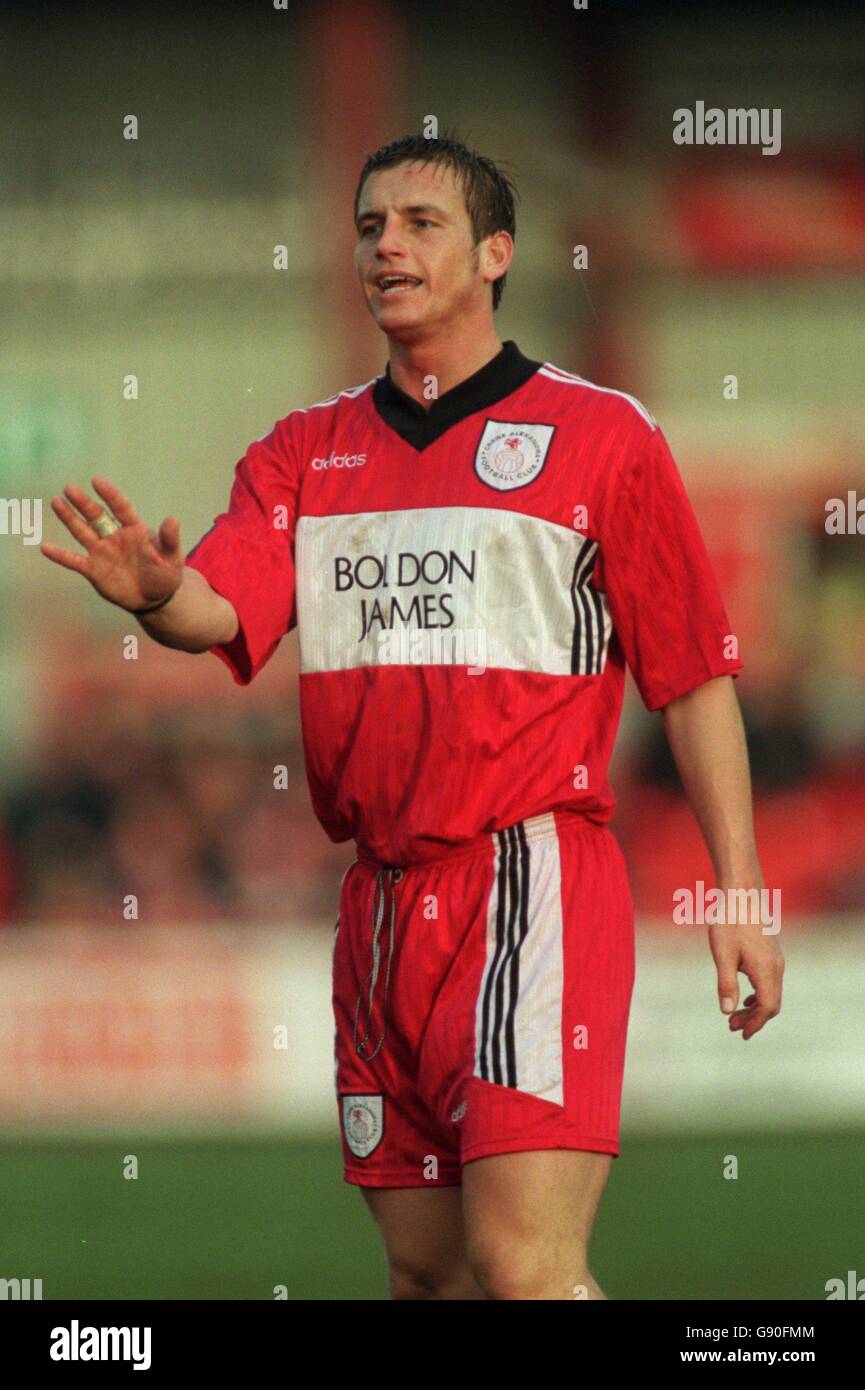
xmin=186 ymin=341 xmax=742 ymax=866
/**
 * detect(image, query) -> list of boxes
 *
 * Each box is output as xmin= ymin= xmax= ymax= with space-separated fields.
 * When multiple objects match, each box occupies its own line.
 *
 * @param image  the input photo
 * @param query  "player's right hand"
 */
xmin=40 ymin=476 xmax=184 ymax=613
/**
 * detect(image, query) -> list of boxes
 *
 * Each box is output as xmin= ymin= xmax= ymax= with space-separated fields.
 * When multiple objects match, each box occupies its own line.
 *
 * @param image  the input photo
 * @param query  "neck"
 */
xmin=387 ymin=324 xmax=504 ymax=409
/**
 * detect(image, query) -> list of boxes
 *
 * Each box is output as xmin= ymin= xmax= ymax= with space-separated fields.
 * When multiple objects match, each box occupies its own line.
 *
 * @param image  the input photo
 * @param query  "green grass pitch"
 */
xmin=1 ymin=1131 xmax=861 ymax=1299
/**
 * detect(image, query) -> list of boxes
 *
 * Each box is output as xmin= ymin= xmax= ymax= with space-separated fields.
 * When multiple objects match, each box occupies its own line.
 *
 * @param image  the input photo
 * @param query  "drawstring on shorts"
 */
xmin=354 ymin=865 xmax=403 ymax=1060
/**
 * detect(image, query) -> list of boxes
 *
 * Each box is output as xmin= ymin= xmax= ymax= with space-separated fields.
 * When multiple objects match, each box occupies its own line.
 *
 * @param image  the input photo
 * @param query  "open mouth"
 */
xmin=375 ymin=275 xmax=423 ymax=295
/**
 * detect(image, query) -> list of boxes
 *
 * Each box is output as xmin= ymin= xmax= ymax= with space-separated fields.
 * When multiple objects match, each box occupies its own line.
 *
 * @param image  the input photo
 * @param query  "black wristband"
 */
xmin=130 ymin=591 xmax=177 ymax=616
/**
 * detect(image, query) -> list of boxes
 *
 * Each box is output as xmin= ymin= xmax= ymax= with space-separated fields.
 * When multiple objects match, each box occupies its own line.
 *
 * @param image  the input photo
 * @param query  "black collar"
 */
xmin=371 ymin=339 xmax=543 ymax=451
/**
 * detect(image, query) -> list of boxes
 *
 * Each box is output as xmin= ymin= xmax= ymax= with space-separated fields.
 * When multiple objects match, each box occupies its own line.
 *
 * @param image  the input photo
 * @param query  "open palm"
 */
xmin=41 ymin=476 xmax=183 ymax=611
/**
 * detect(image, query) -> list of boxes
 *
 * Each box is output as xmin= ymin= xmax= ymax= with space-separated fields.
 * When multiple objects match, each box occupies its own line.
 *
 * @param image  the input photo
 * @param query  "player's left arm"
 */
xmin=660 ymin=673 xmax=785 ymax=1040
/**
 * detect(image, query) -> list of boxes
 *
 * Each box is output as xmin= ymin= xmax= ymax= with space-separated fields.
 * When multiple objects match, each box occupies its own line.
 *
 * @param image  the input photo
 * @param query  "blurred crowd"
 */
xmin=0 ymin=697 xmax=354 ymax=927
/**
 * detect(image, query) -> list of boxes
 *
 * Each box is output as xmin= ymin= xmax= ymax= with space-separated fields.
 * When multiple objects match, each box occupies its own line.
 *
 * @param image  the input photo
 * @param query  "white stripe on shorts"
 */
xmin=474 ymin=813 xmax=565 ymax=1106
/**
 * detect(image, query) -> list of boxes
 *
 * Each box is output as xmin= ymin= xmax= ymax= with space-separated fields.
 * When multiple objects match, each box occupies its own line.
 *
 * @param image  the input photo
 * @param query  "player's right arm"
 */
xmin=40 ymin=475 xmax=238 ymax=652
xmin=134 ymin=565 xmax=238 ymax=651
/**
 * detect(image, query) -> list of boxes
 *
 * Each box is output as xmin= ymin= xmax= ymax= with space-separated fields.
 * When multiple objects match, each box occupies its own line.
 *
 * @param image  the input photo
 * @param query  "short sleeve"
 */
xmin=594 ymin=426 xmax=743 ymax=711
xmin=185 ymin=422 xmax=299 ymax=685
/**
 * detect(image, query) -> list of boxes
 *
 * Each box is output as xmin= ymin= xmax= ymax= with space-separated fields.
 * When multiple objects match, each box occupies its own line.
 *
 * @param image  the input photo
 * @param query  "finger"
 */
xmin=91 ymin=476 xmax=142 ymax=528
xmin=50 ymin=495 xmax=98 ymax=551
xmin=63 ymin=483 xmax=115 ymax=527
xmin=730 ymin=1000 xmax=775 ymax=1037
xmin=752 ymin=971 xmax=783 ymax=1017
xmin=729 ymin=994 xmax=758 ymax=1024
xmin=728 ymin=994 xmax=757 ymax=1028
xmin=739 ymin=1005 xmax=774 ymax=1039
xmin=40 ymin=540 xmax=90 ymax=576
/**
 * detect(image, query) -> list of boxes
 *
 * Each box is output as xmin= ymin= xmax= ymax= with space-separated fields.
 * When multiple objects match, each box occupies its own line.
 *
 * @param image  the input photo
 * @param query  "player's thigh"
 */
xmin=461 ymin=1149 xmax=612 ymax=1274
xmin=360 ymin=1185 xmax=486 ymax=1298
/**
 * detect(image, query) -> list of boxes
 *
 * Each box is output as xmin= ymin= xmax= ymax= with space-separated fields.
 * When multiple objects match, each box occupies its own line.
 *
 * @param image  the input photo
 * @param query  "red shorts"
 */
xmin=332 ymin=811 xmax=635 ymax=1188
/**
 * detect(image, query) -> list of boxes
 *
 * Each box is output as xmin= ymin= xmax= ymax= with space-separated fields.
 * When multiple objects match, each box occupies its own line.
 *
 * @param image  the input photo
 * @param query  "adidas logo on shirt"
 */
xmin=311 ymin=452 xmax=367 ymax=470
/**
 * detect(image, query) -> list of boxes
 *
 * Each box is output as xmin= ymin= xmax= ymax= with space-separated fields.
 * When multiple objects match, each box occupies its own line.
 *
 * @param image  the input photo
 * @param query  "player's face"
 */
xmin=354 ymin=161 xmax=495 ymax=339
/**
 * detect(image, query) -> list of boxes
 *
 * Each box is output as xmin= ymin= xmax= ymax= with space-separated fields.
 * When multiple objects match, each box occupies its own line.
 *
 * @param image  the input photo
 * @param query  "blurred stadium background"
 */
xmin=1 ymin=0 xmax=863 ymax=1299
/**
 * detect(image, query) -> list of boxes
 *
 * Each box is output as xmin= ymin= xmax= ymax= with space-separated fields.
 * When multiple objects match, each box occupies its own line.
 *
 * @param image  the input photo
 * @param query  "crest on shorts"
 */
xmin=474 ymin=420 xmax=556 ymax=492
xmin=341 ymin=1093 xmax=384 ymax=1158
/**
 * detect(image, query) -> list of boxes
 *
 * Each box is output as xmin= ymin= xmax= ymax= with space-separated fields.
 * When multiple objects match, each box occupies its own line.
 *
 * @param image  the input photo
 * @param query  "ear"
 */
xmin=480 ymin=230 xmax=514 ymax=287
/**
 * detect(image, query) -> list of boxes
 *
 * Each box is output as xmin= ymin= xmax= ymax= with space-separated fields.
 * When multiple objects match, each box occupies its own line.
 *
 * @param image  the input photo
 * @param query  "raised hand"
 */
xmin=41 ymin=476 xmax=184 ymax=612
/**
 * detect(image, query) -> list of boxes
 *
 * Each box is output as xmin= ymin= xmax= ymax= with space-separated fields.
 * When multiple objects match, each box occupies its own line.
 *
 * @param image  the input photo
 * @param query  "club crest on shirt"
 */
xmin=474 ymin=419 xmax=556 ymax=492
xmin=341 ymin=1094 xmax=384 ymax=1158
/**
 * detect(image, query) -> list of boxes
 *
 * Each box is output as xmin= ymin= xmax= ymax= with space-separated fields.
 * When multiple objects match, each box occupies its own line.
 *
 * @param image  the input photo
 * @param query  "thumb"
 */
xmin=157 ymin=516 xmax=182 ymax=557
xmin=717 ymin=962 xmax=739 ymax=1015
